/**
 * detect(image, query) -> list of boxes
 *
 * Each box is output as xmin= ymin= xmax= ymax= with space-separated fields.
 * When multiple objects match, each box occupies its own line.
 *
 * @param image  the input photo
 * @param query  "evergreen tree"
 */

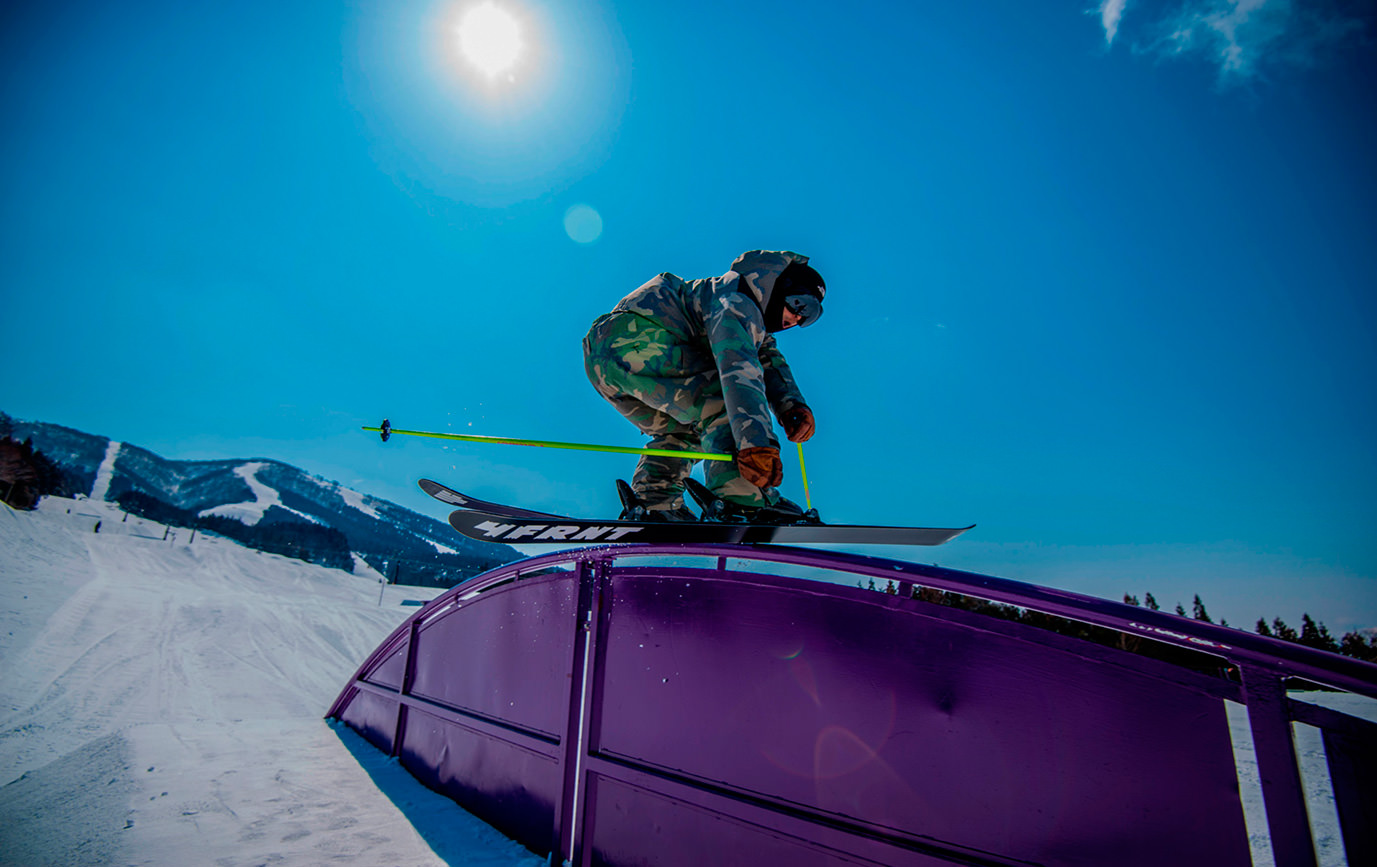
xmin=1271 ymin=618 xmax=1298 ymax=642
xmin=1250 ymin=612 xmax=1373 ymax=660
xmin=0 ymin=435 xmax=68 ymax=509
xmin=117 ymin=491 xmax=194 ymax=526
xmin=28 ymin=447 xmax=67 ymax=497
xmin=1123 ymin=593 xmax=1140 ymax=607
xmin=1340 ymin=631 xmax=1377 ymax=662
xmin=1192 ymin=595 xmax=1213 ymax=623
xmin=1144 ymin=593 xmax=1160 ymax=611
xmin=1299 ymin=614 xmax=1339 ymax=654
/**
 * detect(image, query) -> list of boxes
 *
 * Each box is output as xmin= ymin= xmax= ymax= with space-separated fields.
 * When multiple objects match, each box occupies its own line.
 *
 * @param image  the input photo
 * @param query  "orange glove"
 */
xmin=736 ymin=446 xmax=783 ymax=488
xmin=781 ymin=406 xmax=815 ymax=443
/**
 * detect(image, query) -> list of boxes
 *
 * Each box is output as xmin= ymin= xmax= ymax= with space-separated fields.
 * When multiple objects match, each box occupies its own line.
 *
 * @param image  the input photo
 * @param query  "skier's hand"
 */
xmin=736 ymin=446 xmax=783 ymax=488
xmin=781 ymin=406 xmax=815 ymax=443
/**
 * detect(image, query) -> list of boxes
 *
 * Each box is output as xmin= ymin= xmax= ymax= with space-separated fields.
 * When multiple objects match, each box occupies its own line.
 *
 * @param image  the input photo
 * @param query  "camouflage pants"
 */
xmin=583 ymin=312 xmax=776 ymax=508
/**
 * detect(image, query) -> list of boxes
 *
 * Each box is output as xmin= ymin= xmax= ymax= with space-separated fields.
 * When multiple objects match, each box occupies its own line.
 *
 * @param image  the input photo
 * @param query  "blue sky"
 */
xmin=3 ymin=0 xmax=1374 ymax=633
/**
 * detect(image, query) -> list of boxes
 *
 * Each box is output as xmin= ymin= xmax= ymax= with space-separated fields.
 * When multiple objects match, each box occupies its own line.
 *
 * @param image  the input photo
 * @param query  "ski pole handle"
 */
xmin=363 ymin=420 xmax=734 ymax=462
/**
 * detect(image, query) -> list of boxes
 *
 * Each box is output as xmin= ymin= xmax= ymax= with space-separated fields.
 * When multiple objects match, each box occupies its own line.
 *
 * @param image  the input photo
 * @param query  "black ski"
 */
xmin=446 ymin=507 xmax=973 ymax=547
xmin=422 ymin=478 xmax=973 ymax=546
xmin=418 ymin=478 xmax=566 ymax=520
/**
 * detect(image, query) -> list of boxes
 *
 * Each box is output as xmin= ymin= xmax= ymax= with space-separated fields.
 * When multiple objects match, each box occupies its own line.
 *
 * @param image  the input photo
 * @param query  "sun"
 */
xmin=458 ymin=2 xmax=523 ymax=79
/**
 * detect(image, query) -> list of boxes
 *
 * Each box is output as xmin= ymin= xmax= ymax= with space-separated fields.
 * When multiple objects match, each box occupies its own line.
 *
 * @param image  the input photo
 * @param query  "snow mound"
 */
xmin=0 ymin=496 xmax=542 ymax=866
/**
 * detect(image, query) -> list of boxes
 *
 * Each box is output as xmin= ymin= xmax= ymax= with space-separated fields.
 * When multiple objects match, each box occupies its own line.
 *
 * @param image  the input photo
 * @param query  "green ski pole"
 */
xmin=363 ymin=419 xmax=734 ymax=462
xmin=797 ymin=441 xmax=812 ymax=510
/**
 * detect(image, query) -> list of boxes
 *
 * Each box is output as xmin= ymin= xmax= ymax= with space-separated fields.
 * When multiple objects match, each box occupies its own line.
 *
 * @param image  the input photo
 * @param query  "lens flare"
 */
xmin=563 ymin=204 xmax=604 ymax=244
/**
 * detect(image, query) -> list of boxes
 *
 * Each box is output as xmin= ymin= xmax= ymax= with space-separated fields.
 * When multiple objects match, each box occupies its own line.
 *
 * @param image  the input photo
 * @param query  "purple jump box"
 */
xmin=329 ymin=544 xmax=1377 ymax=867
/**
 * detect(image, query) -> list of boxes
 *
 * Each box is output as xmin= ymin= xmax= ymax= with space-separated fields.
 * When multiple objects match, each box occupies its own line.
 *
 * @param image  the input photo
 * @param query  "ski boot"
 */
xmin=615 ymin=480 xmax=698 ymax=523
xmin=684 ymin=479 xmax=823 ymax=525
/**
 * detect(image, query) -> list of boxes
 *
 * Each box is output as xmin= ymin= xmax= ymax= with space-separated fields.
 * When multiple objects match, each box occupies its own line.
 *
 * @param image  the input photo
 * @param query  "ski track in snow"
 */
xmin=0 ymin=496 xmax=544 ymax=866
xmin=336 ymin=484 xmax=381 ymax=520
xmin=198 ymin=462 xmax=317 ymax=527
xmin=89 ymin=440 xmax=121 ymax=502
xmin=427 ymin=538 xmax=461 ymax=555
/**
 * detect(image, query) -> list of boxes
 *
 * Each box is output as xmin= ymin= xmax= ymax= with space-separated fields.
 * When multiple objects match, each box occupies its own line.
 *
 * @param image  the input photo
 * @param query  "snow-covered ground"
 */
xmin=1 ymin=495 xmax=1371 ymax=866
xmin=0 ymin=496 xmax=544 ymax=866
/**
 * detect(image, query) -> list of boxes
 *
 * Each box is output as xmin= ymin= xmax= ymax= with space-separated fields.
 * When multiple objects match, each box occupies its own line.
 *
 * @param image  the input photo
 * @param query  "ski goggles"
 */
xmin=784 ymin=293 xmax=824 ymax=327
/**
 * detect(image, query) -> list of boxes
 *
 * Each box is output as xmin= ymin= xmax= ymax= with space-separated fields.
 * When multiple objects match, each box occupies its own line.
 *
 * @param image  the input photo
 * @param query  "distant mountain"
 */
xmin=9 ymin=417 xmax=519 ymax=586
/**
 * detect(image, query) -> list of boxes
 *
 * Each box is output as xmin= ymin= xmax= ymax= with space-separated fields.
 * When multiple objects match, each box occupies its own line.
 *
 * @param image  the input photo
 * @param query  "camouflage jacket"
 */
xmin=610 ymin=250 xmax=810 ymax=451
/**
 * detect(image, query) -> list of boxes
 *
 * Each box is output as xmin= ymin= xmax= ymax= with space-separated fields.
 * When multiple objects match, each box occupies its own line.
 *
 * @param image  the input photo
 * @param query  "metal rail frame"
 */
xmin=328 ymin=544 xmax=1377 ymax=867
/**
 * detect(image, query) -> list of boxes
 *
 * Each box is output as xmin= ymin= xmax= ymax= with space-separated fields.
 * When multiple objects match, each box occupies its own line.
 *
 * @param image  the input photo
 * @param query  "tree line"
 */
xmin=1122 ymin=591 xmax=1376 ymax=663
xmin=863 ymin=580 xmax=1376 ymax=665
xmin=0 ymin=414 xmax=75 ymax=509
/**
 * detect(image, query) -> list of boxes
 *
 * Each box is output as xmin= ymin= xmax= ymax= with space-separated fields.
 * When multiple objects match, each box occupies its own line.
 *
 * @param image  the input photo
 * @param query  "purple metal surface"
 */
xmin=401 ymin=705 xmax=562 ymax=852
xmin=592 ymin=569 xmax=1248 ymax=866
xmin=363 ymin=640 xmax=408 ymax=690
xmin=1242 ymin=668 xmax=1317 ymax=867
xmin=1321 ymin=719 xmax=1377 ymax=866
xmin=327 ymin=544 xmax=1377 ymax=867
xmin=406 ymin=573 xmax=577 ymax=739
xmin=582 ymin=772 xmax=961 ymax=867
xmin=337 ymin=686 xmax=401 ymax=754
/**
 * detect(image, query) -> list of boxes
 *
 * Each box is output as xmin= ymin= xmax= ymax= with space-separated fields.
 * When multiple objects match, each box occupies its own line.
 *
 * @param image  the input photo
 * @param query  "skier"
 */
xmin=583 ymin=250 xmax=825 ymax=522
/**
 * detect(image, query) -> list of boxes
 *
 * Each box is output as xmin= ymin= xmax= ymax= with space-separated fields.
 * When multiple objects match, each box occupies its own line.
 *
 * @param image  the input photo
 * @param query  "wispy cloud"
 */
xmin=1159 ymin=0 xmax=1290 ymax=78
xmin=1100 ymin=0 xmax=1130 ymax=45
xmin=1097 ymin=0 xmax=1372 ymax=85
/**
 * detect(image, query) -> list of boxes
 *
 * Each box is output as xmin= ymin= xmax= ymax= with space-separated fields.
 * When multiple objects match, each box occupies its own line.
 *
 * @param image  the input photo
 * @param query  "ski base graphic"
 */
xmin=448 ymin=506 xmax=973 ymax=547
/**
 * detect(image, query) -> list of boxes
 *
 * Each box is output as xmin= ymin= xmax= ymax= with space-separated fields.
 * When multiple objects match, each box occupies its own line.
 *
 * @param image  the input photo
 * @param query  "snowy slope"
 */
xmin=0 ymin=496 xmax=543 ymax=867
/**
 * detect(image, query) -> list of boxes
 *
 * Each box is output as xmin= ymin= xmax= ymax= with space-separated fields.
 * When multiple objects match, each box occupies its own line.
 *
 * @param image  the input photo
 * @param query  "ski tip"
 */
xmin=418 ymin=478 xmax=473 ymax=509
